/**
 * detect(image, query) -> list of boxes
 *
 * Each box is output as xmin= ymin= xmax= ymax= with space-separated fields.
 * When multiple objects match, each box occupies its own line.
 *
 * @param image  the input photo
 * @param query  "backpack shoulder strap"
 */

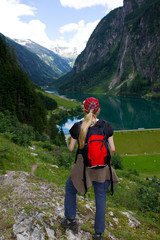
xmin=95 ymin=120 xmax=114 ymax=195
xmin=94 ymin=120 xmax=107 ymax=134
xmin=94 ymin=120 xmax=107 ymax=141
xmin=94 ymin=119 xmax=106 ymax=128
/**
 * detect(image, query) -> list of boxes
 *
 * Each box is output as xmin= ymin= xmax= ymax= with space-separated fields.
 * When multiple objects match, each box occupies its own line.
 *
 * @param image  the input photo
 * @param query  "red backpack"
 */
xmin=81 ymin=122 xmax=113 ymax=195
xmin=82 ymin=125 xmax=111 ymax=168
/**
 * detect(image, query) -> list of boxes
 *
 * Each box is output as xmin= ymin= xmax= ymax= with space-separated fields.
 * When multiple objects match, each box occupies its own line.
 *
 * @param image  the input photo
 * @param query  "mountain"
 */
xmin=14 ymin=39 xmax=77 ymax=67
xmin=4 ymin=37 xmax=57 ymax=86
xmin=14 ymin=39 xmax=72 ymax=74
xmin=58 ymin=0 xmax=160 ymax=96
xmin=49 ymin=45 xmax=78 ymax=67
xmin=4 ymin=36 xmax=71 ymax=86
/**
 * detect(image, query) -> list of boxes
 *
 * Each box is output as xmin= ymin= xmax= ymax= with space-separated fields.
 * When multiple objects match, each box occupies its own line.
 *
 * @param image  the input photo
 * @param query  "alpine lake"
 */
xmin=46 ymin=89 xmax=160 ymax=134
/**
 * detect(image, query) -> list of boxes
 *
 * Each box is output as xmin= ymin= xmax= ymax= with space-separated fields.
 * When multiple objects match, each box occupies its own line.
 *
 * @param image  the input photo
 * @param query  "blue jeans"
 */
xmin=64 ymin=176 xmax=110 ymax=234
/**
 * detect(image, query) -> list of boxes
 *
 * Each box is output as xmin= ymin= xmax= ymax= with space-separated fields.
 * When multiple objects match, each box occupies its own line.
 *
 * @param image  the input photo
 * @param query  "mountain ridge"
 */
xmin=58 ymin=0 xmax=160 ymax=96
xmin=0 ymin=34 xmax=72 ymax=86
xmin=13 ymin=38 xmax=73 ymax=73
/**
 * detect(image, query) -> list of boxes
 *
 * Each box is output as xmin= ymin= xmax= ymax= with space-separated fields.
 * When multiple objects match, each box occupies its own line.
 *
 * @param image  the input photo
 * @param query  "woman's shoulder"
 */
xmin=75 ymin=120 xmax=83 ymax=126
xmin=96 ymin=119 xmax=111 ymax=127
xmin=96 ymin=119 xmax=113 ymax=137
xmin=72 ymin=120 xmax=83 ymax=129
xmin=69 ymin=120 xmax=83 ymax=139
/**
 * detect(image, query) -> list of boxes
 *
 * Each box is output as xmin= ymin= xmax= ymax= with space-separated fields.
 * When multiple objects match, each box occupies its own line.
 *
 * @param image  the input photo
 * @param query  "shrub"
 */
xmin=34 ymin=131 xmax=48 ymax=142
xmin=148 ymin=176 xmax=160 ymax=194
xmin=42 ymin=142 xmax=54 ymax=151
xmin=128 ymin=168 xmax=139 ymax=176
xmin=55 ymin=151 xmax=74 ymax=169
xmin=0 ymin=111 xmax=47 ymax=146
xmin=137 ymin=185 xmax=160 ymax=213
xmin=111 ymin=152 xmax=123 ymax=169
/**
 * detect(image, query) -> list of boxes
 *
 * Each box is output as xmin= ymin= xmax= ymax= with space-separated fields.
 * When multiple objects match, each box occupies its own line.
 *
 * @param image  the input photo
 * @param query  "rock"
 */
xmin=122 ymin=211 xmax=141 ymax=228
xmin=0 ymin=171 xmax=152 ymax=240
xmin=45 ymin=227 xmax=55 ymax=240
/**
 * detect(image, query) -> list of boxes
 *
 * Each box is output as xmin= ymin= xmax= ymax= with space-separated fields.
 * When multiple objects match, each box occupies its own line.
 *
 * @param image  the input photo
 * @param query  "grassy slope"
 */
xmin=1 ymin=129 xmax=160 ymax=179
xmin=0 ymin=133 xmax=160 ymax=238
xmin=0 ymin=130 xmax=160 ymax=239
xmin=0 ymin=135 xmax=37 ymax=173
xmin=38 ymin=90 xmax=81 ymax=110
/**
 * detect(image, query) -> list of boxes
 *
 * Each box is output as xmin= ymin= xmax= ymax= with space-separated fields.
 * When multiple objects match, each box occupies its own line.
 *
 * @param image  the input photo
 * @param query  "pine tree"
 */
xmin=48 ymin=114 xmax=59 ymax=141
xmin=59 ymin=127 xmax=66 ymax=146
xmin=0 ymin=36 xmax=47 ymax=133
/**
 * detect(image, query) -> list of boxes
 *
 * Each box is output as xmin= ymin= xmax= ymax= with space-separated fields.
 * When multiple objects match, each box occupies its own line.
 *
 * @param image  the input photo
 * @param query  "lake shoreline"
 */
xmin=64 ymin=128 xmax=160 ymax=136
xmin=46 ymin=89 xmax=160 ymax=133
xmin=114 ymin=128 xmax=160 ymax=132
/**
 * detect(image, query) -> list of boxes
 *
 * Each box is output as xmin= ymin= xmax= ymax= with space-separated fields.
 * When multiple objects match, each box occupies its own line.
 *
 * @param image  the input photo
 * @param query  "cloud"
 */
xmin=54 ymin=19 xmax=100 ymax=53
xmin=0 ymin=0 xmax=51 ymax=47
xmin=107 ymin=0 xmax=123 ymax=11
xmin=0 ymin=0 xmax=35 ymax=17
xmin=60 ymin=23 xmax=79 ymax=33
xmin=0 ymin=0 xmax=123 ymax=57
xmin=60 ymin=0 xmax=123 ymax=10
xmin=0 ymin=0 xmax=98 ymax=54
xmin=69 ymin=20 xmax=100 ymax=52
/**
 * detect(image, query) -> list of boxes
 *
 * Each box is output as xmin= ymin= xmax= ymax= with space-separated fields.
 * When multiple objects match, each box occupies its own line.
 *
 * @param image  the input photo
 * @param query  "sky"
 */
xmin=0 ymin=0 xmax=123 ymax=54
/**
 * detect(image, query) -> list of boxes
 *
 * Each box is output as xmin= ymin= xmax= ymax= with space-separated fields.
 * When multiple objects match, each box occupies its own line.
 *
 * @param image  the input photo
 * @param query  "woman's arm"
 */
xmin=69 ymin=137 xmax=77 ymax=152
xmin=108 ymin=136 xmax=115 ymax=156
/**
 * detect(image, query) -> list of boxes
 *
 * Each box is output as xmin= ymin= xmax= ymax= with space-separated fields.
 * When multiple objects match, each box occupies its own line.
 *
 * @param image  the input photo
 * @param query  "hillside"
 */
xmin=4 ymin=36 xmax=57 ymax=86
xmin=0 ymin=129 xmax=160 ymax=239
xmin=58 ymin=0 xmax=160 ymax=96
xmin=14 ymin=39 xmax=72 ymax=76
xmin=1 ymin=34 xmax=71 ymax=87
xmin=0 ymin=170 xmax=159 ymax=240
xmin=0 ymin=34 xmax=82 ymax=133
xmin=0 ymin=35 xmax=47 ymax=133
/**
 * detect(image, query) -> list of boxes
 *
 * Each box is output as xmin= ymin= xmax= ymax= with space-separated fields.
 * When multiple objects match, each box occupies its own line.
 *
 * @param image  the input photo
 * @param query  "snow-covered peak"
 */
xmin=13 ymin=38 xmax=33 ymax=46
xmin=13 ymin=38 xmax=78 ymax=60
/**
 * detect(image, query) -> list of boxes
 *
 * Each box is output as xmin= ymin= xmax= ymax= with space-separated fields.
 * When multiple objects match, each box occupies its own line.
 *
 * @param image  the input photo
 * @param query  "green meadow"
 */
xmin=122 ymin=154 xmax=160 ymax=178
xmin=114 ymin=129 xmax=160 ymax=155
xmin=38 ymin=90 xmax=81 ymax=109
xmin=113 ymin=129 xmax=160 ymax=178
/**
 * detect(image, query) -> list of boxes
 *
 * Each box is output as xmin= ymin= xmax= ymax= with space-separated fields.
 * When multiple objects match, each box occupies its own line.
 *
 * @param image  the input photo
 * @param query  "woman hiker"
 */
xmin=61 ymin=97 xmax=119 ymax=240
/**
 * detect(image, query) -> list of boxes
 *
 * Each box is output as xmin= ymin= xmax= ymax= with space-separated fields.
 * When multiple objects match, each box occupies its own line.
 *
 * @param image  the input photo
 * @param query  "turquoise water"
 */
xmin=46 ymin=89 xmax=160 ymax=134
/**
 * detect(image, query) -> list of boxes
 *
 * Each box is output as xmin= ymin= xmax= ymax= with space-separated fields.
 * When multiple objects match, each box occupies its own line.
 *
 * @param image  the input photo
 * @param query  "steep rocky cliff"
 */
xmin=58 ymin=0 xmax=160 ymax=96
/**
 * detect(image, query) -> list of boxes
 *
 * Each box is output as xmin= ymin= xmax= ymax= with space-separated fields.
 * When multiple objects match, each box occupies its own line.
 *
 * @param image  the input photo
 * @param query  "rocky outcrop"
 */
xmin=0 ymin=171 xmax=145 ymax=240
xmin=0 ymin=171 xmax=93 ymax=239
xmin=59 ymin=0 xmax=160 ymax=95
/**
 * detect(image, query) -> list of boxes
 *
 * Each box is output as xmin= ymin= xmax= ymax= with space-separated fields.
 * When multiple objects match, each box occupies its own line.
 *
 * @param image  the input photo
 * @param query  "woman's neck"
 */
xmin=91 ymin=117 xmax=99 ymax=126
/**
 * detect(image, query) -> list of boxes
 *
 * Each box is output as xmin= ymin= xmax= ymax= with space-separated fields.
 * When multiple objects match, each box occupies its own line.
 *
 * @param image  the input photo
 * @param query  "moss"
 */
xmin=0 ymin=208 xmax=15 ymax=236
xmin=81 ymin=223 xmax=94 ymax=234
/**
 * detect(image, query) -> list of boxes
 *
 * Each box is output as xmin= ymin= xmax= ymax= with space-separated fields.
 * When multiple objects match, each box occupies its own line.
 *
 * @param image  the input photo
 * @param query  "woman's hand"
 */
xmin=69 ymin=137 xmax=77 ymax=152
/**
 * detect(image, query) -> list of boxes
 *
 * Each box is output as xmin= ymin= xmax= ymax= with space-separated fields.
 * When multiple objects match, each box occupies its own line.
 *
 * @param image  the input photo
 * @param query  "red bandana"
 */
xmin=83 ymin=97 xmax=99 ymax=112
